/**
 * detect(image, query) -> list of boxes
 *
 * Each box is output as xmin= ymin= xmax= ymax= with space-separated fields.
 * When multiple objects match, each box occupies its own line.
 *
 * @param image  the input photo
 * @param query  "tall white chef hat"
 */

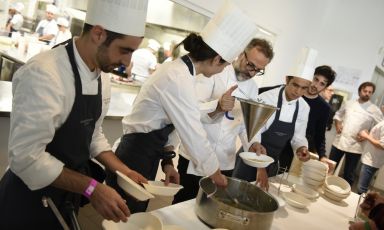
xmin=11 ymin=2 xmax=24 ymax=13
xmin=57 ymin=17 xmax=69 ymax=28
xmin=200 ymin=0 xmax=258 ymax=63
xmin=85 ymin=0 xmax=149 ymax=37
xmin=46 ymin=4 xmax=58 ymax=14
xmin=288 ymin=47 xmax=317 ymax=81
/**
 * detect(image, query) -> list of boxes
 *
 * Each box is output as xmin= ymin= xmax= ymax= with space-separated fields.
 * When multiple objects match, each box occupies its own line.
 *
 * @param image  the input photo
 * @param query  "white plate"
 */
xmin=143 ymin=181 xmax=183 ymax=196
xmin=283 ymin=192 xmax=310 ymax=209
xmin=292 ymin=184 xmax=319 ymax=199
xmin=239 ymin=152 xmax=274 ymax=168
xmin=116 ymin=171 xmax=154 ymax=201
xmin=102 ymin=213 xmax=163 ymax=230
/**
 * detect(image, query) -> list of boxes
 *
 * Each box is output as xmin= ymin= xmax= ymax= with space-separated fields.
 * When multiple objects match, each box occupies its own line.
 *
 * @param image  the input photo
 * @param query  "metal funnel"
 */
xmin=237 ymin=98 xmax=278 ymax=141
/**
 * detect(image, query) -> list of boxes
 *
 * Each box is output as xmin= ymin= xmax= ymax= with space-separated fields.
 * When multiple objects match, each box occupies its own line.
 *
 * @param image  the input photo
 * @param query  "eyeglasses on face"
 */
xmin=243 ymin=52 xmax=265 ymax=76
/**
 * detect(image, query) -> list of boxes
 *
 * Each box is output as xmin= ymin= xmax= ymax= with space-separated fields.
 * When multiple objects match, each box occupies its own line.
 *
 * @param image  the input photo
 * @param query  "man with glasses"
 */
xmin=173 ymin=38 xmax=274 ymax=203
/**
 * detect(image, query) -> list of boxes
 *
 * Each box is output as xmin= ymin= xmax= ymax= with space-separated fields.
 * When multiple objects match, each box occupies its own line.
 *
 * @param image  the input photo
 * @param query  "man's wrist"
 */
xmin=83 ymin=179 xmax=98 ymax=199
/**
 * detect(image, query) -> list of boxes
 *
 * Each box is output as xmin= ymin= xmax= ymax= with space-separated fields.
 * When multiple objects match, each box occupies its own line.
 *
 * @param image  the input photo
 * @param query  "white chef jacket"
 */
xmin=178 ymin=65 xmax=259 ymax=175
xmin=249 ymin=86 xmax=309 ymax=152
xmin=332 ymin=99 xmax=383 ymax=154
xmin=131 ymin=48 xmax=157 ymax=80
xmin=35 ymin=19 xmax=59 ymax=41
xmin=9 ymin=39 xmax=111 ymax=190
xmin=121 ymin=58 xmax=219 ymax=176
xmin=54 ymin=30 xmax=72 ymax=45
xmin=361 ymin=120 xmax=384 ymax=168
xmin=10 ymin=13 xmax=23 ymax=31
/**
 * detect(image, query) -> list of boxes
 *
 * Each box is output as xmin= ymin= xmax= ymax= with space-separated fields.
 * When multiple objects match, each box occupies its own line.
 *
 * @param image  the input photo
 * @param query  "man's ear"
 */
xmin=212 ymin=55 xmax=225 ymax=66
xmin=90 ymin=25 xmax=107 ymax=45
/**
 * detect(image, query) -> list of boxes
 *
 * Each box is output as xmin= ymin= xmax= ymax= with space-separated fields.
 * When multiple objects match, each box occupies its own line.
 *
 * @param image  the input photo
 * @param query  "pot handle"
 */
xmin=218 ymin=210 xmax=249 ymax=225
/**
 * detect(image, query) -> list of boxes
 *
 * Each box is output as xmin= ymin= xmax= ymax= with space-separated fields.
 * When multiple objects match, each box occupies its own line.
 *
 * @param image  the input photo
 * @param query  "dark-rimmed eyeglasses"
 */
xmin=244 ymin=52 xmax=265 ymax=76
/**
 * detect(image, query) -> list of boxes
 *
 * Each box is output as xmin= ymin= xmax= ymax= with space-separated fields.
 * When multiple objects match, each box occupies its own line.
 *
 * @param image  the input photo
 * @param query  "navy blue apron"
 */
xmin=0 ymin=39 xmax=103 ymax=229
xmin=105 ymin=57 xmax=195 ymax=213
xmin=232 ymin=86 xmax=299 ymax=181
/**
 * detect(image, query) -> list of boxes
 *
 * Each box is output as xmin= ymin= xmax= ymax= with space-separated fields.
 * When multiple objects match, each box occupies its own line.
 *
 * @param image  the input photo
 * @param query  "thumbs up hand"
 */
xmin=218 ymin=85 xmax=238 ymax=112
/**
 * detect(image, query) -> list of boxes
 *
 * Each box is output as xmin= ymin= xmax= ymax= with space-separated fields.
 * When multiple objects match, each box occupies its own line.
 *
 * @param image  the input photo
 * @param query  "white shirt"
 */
xmin=178 ymin=65 xmax=259 ymax=174
xmin=35 ymin=19 xmax=59 ymax=41
xmin=250 ymin=86 xmax=309 ymax=152
xmin=54 ymin=30 xmax=72 ymax=45
xmin=9 ymin=39 xmax=111 ymax=190
xmin=333 ymin=100 xmax=383 ymax=154
xmin=361 ymin=120 xmax=384 ymax=168
xmin=10 ymin=13 xmax=23 ymax=30
xmin=121 ymin=58 xmax=219 ymax=176
xmin=131 ymin=48 xmax=157 ymax=79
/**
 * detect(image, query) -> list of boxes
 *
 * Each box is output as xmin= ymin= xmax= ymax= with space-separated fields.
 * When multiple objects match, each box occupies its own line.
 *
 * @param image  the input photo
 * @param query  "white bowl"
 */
xmin=283 ymin=192 xmax=311 ymax=209
xmin=302 ymin=176 xmax=324 ymax=187
xmin=142 ymin=181 xmax=183 ymax=196
xmin=325 ymin=176 xmax=351 ymax=195
xmin=302 ymin=164 xmax=328 ymax=175
xmin=116 ymin=171 xmax=154 ymax=201
xmin=324 ymin=187 xmax=350 ymax=198
xmin=102 ymin=213 xmax=163 ymax=230
xmin=303 ymin=159 xmax=328 ymax=171
xmin=239 ymin=152 xmax=274 ymax=168
xmin=323 ymin=189 xmax=349 ymax=202
xmin=292 ymin=184 xmax=319 ymax=199
xmin=301 ymin=168 xmax=327 ymax=181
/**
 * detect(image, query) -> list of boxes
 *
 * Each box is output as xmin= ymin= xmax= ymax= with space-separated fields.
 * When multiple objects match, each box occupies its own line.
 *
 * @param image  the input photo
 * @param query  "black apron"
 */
xmin=232 ymin=87 xmax=299 ymax=181
xmin=0 ymin=39 xmax=103 ymax=229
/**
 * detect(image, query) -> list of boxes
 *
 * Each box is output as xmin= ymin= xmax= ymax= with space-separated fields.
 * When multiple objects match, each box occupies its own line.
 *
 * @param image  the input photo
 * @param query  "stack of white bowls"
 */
xmin=323 ymin=176 xmax=351 ymax=201
xmin=301 ymin=159 xmax=328 ymax=189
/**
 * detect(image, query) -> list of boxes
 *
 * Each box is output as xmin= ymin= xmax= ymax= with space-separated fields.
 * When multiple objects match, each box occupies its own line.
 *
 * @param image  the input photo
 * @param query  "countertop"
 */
xmin=151 ymin=175 xmax=360 ymax=230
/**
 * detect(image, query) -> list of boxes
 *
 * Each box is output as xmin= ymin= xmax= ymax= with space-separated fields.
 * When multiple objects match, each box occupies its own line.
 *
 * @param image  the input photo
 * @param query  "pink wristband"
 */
xmin=83 ymin=179 xmax=98 ymax=199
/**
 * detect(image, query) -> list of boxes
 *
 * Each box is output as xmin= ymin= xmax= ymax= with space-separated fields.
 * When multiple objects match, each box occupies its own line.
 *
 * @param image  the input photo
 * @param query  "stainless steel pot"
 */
xmin=195 ymin=177 xmax=278 ymax=230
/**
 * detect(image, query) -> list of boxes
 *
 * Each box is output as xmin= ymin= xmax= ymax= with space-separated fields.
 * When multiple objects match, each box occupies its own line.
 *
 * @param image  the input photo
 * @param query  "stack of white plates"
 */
xmin=301 ymin=160 xmax=328 ymax=188
xmin=323 ymin=176 xmax=351 ymax=202
xmin=292 ymin=184 xmax=319 ymax=200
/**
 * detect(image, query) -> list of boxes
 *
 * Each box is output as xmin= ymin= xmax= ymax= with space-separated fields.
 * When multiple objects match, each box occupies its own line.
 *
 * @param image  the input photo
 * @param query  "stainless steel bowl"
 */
xmin=195 ymin=177 xmax=278 ymax=230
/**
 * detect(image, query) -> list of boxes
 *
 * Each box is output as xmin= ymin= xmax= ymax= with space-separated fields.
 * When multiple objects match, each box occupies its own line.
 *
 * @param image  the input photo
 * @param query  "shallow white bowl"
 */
xmin=325 ymin=176 xmax=351 ymax=195
xmin=323 ymin=189 xmax=349 ymax=202
xmin=102 ymin=212 xmax=163 ymax=230
xmin=143 ymin=181 xmax=183 ymax=196
xmin=303 ymin=159 xmax=328 ymax=171
xmin=116 ymin=171 xmax=154 ymax=201
xmin=283 ymin=192 xmax=311 ymax=209
xmin=239 ymin=152 xmax=274 ymax=168
xmin=303 ymin=176 xmax=324 ymax=187
xmin=301 ymin=168 xmax=327 ymax=181
xmin=292 ymin=184 xmax=319 ymax=199
xmin=302 ymin=164 xmax=328 ymax=175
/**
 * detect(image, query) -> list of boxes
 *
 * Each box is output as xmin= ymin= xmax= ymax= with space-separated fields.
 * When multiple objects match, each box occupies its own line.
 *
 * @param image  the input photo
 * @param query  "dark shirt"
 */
xmin=303 ymin=95 xmax=331 ymax=159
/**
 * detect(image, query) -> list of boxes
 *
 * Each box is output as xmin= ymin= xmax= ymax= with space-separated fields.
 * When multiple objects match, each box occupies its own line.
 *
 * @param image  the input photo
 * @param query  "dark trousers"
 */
xmin=172 ymin=155 xmax=232 ymax=204
xmin=329 ymin=145 xmax=361 ymax=186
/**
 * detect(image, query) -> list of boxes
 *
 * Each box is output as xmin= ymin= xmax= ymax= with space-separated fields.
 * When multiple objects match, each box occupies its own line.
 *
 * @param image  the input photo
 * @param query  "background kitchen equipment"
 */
xmin=196 ymin=177 xmax=278 ymax=230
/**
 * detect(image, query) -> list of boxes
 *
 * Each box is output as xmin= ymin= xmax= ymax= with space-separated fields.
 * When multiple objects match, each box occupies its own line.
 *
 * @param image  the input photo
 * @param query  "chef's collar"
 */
xmin=73 ymin=37 xmax=100 ymax=80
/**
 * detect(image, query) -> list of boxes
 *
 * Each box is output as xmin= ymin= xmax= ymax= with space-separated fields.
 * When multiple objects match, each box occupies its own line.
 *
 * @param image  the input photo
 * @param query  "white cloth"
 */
xmin=249 ymin=86 xmax=309 ymax=152
xmin=178 ymin=65 xmax=259 ymax=175
xmin=121 ymin=58 xmax=219 ymax=177
xmin=10 ymin=13 xmax=23 ymax=30
xmin=54 ymin=30 xmax=72 ymax=45
xmin=361 ymin=121 xmax=384 ymax=168
xmin=332 ymin=100 xmax=383 ymax=154
xmin=35 ymin=19 xmax=59 ymax=40
xmin=131 ymin=48 xmax=157 ymax=79
xmin=9 ymin=39 xmax=111 ymax=190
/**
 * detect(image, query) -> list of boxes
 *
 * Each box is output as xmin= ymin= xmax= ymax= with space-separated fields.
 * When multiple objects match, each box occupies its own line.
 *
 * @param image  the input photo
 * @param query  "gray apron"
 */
xmin=232 ymin=86 xmax=299 ymax=181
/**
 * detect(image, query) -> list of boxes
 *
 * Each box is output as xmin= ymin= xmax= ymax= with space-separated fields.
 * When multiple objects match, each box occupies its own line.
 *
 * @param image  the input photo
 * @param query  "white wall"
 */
xmin=176 ymin=0 xmax=384 ymax=97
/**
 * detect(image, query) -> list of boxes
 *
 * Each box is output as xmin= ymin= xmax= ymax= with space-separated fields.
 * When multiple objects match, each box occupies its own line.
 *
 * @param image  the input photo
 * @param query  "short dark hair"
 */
xmin=314 ymin=65 xmax=336 ymax=86
xmin=358 ymin=81 xmax=376 ymax=93
xmin=82 ymin=23 xmax=125 ymax=46
xmin=245 ymin=38 xmax=274 ymax=61
xmin=176 ymin=33 xmax=226 ymax=63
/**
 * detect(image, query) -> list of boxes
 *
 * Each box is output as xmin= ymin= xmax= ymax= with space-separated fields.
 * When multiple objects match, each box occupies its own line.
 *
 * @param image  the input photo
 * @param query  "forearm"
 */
xmin=51 ymin=167 xmax=92 ymax=195
xmin=365 ymin=135 xmax=384 ymax=150
xmin=39 ymin=34 xmax=54 ymax=41
xmin=96 ymin=151 xmax=132 ymax=175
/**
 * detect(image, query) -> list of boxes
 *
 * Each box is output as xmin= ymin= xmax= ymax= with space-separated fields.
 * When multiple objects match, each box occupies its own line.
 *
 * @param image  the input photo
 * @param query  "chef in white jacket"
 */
xmin=107 ymin=1 xmax=258 ymax=213
xmin=233 ymin=66 xmax=313 ymax=188
xmin=330 ymin=81 xmax=383 ymax=186
xmin=174 ymin=38 xmax=274 ymax=203
xmin=35 ymin=4 xmax=59 ymax=43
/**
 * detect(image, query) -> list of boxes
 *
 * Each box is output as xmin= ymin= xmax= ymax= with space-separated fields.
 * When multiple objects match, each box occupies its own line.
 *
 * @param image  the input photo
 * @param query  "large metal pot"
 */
xmin=195 ymin=177 xmax=278 ymax=230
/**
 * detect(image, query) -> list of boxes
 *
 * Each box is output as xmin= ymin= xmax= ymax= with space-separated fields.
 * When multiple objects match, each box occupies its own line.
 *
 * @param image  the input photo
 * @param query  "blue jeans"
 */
xmin=357 ymin=163 xmax=378 ymax=194
xmin=329 ymin=145 xmax=361 ymax=186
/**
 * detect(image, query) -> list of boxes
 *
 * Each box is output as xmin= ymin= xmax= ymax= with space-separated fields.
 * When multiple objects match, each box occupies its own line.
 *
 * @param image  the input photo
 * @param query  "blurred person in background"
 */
xmin=330 ymin=82 xmax=383 ymax=186
xmin=127 ymin=38 xmax=160 ymax=82
xmin=54 ymin=17 xmax=72 ymax=45
xmin=320 ymin=85 xmax=335 ymax=102
xmin=35 ymin=4 xmax=59 ymax=43
xmin=6 ymin=2 xmax=24 ymax=34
